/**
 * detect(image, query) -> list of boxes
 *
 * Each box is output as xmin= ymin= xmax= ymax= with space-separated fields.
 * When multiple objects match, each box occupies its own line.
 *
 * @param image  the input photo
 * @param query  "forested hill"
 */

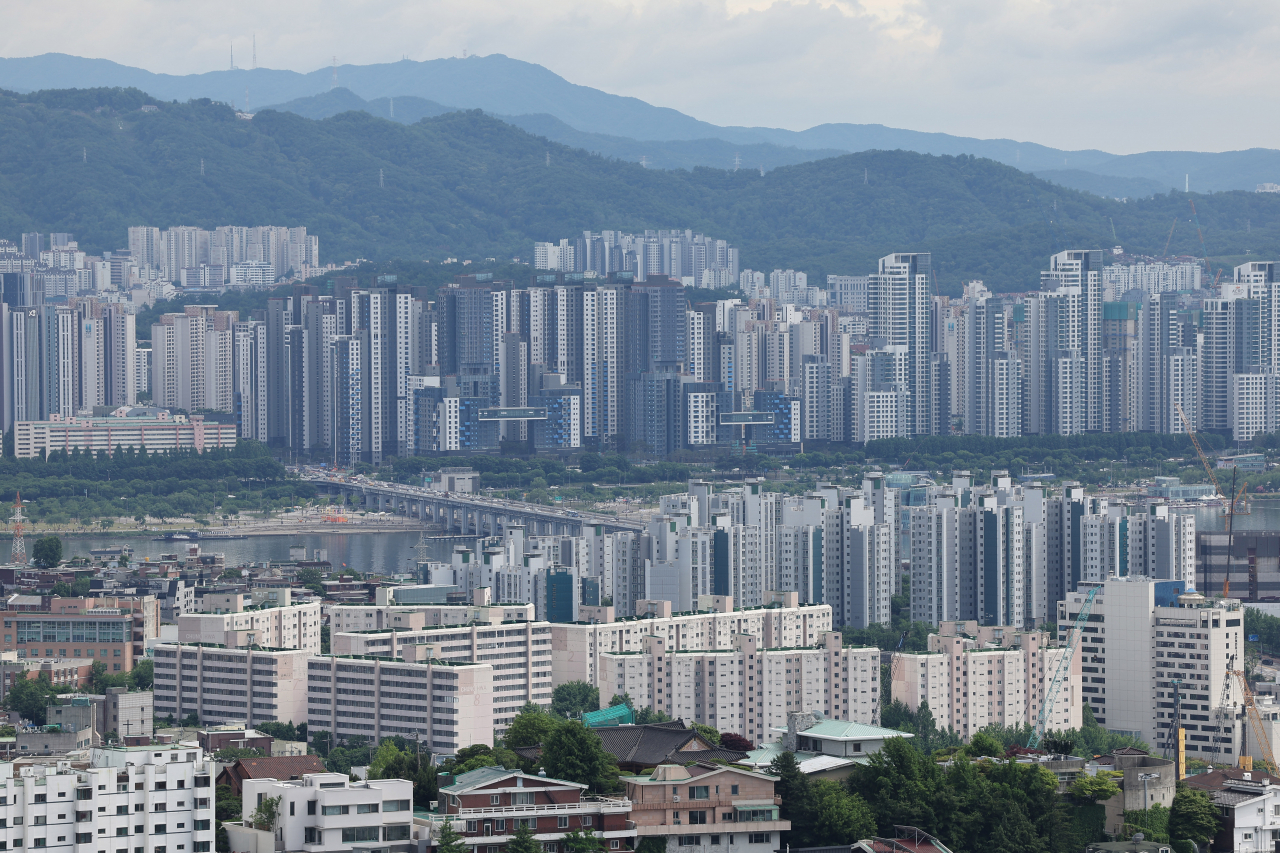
xmin=3 ymin=87 xmax=1280 ymax=292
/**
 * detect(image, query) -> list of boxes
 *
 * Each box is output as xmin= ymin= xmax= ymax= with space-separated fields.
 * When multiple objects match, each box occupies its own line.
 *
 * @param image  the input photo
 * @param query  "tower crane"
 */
xmin=1232 ymin=667 xmax=1278 ymax=776
xmin=871 ymin=631 xmax=909 ymax=726
xmin=1029 ymin=585 xmax=1101 ymax=750
xmin=1177 ymin=402 xmax=1248 ymax=518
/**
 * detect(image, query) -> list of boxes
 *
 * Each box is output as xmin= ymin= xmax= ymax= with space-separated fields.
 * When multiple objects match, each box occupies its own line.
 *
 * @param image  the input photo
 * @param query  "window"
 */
xmin=193 ymin=844 xmax=210 ymax=853
xmin=134 ymin=806 xmax=143 ymax=814
xmin=289 ymin=803 xmax=294 ymax=817
xmin=154 ymin=783 xmax=166 ymax=792
xmin=466 ymin=822 xmax=479 ymax=833
xmin=76 ymin=835 xmax=92 ymax=845
xmin=153 ymin=826 xmax=166 ymax=836
xmin=304 ymin=829 xmax=319 ymax=845
xmin=730 ymin=786 xmax=739 ymax=796
xmin=34 ymin=796 xmax=46 ymax=805
xmin=193 ymin=777 xmax=209 ymax=789
xmin=748 ymin=834 xmax=771 ymax=845
xmin=491 ymin=795 xmax=500 ymax=806
xmin=340 ymin=828 xmax=380 ymax=844
xmin=321 ymin=806 xmax=348 ymax=816
xmin=115 ymin=831 xmax=128 ymax=838
xmin=514 ymin=793 xmax=534 ymax=806
xmin=609 ymin=843 xmax=620 ymax=850
xmin=557 ymin=817 xmax=568 ymax=829
xmin=383 ymin=801 xmax=410 ymax=813
xmin=31 ymin=842 xmax=43 ymax=849
xmin=689 ymin=787 xmax=709 ymax=801
xmin=383 ymin=827 xmax=410 ymax=842
xmin=32 ymin=819 xmax=45 ymax=828
xmin=307 ymin=802 xmax=316 ymax=816
xmin=195 ymin=801 xmax=209 ymax=811
xmin=153 ymin=805 xmax=166 ymax=813
xmin=355 ymin=804 xmax=379 ymax=815
xmin=689 ymin=812 xmax=707 ymax=825
xmin=678 ymin=837 xmax=700 ymax=847
xmin=582 ymin=817 xmax=593 ymax=827
xmin=710 ymin=837 xmax=721 ymax=847
xmin=194 ymin=822 xmax=209 ymax=832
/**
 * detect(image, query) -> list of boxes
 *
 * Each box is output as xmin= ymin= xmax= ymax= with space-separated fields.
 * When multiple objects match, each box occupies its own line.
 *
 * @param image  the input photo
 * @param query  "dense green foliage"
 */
xmin=503 ymin=702 xmax=560 ymax=749
xmin=0 ymin=441 xmax=314 ymax=523
xmin=841 ymin=738 xmax=1098 ymax=853
xmin=254 ymin=721 xmax=306 ymax=741
xmin=550 ymin=681 xmax=600 ymax=718
xmin=1124 ymin=803 xmax=1171 ymax=843
xmin=1247 ymin=604 xmax=1280 ymax=654
xmin=1168 ymin=786 xmax=1220 ymax=847
xmin=32 ymin=536 xmax=62 ymax=567
xmin=540 ymin=720 xmax=620 ymax=793
xmin=3 ymin=673 xmax=66 ymax=724
xmin=7 ymin=88 xmax=1280 ymax=290
xmin=770 ymin=752 xmax=876 ymax=848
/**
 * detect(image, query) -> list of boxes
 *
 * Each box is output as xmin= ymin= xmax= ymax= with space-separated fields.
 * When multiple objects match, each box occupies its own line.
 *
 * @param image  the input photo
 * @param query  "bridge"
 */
xmin=294 ymin=471 xmax=643 ymax=537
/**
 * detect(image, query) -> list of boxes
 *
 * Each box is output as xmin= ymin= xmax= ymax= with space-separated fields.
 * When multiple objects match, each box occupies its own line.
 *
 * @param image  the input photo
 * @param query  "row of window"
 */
xmin=678 ymin=834 xmax=771 ymax=846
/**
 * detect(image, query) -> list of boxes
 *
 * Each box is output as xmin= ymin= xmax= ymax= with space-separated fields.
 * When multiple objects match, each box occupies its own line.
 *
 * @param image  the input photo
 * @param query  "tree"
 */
xmin=1041 ymin=732 xmax=1077 ymax=756
xmin=608 ymin=693 xmax=631 ymax=708
xmin=214 ymin=783 xmax=242 ymax=823
xmin=966 ymin=731 xmax=1005 ymax=758
xmin=368 ymin=740 xmax=405 ymax=780
xmin=297 ymin=567 xmax=325 ymax=595
xmin=255 ymin=721 xmax=300 ymax=741
xmin=506 ymin=825 xmax=541 ymax=853
xmin=1168 ymin=786 xmax=1219 ymax=847
xmin=5 ymin=673 xmax=60 ymax=724
xmin=635 ymin=707 xmax=671 ymax=725
xmin=71 ymin=577 xmax=91 ymax=596
xmin=1070 ymin=773 xmax=1121 ymax=803
xmin=768 ymin=751 xmax=812 ymax=846
xmin=434 ymin=820 xmax=468 ymax=853
xmin=540 ymin=721 xmax=619 ymax=793
xmin=50 ymin=581 xmax=72 ymax=597
xmin=559 ymin=828 xmax=602 ymax=853
xmin=691 ymin=723 xmax=721 ymax=746
xmin=807 ymin=779 xmax=876 ymax=847
xmin=719 ymin=732 xmax=754 ymax=751
xmin=129 ymin=660 xmax=154 ymax=690
xmin=33 ymin=536 xmax=62 ymax=568
xmin=551 ymin=681 xmax=600 ymax=718
xmin=505 ymin=702 xmax=560 ymax=749
xmin=250 ymin=795 xmax=281 ymax=831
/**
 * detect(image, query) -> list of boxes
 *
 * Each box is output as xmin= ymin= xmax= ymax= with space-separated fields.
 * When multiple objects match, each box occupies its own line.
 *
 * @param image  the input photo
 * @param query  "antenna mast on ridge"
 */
xmin=9 ymin=493 xmax=26 ymax=565
xmin=331 ymin=56 xmax=338 ymax=89
xmin=252 ymin=34 xmax=257 ymax=70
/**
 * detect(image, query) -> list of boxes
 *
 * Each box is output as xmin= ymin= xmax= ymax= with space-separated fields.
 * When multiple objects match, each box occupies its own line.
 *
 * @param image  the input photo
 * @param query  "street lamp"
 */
xmin=1138 ymin=772 xmax=1160 ymax=810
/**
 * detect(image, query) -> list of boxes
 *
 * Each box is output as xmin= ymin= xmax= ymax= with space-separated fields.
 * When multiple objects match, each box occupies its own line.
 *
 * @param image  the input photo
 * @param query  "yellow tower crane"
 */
xmin=1232 ymin=668 xmax=1279 ymax=776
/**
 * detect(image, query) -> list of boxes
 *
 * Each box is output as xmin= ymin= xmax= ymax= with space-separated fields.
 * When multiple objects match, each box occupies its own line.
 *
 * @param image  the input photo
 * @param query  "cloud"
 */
xmin=1 ymin=0 xmax=1277 ymax=153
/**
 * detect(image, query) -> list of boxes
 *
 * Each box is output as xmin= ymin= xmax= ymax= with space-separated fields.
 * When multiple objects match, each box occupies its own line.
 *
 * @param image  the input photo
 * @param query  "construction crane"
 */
xmin=871 ymin=631 xmax=909 ymax=726
xmin=1232 ymin=667 xmax=1278 ymax=776
xmin=1208 ymin=653 xmax=1239 ymax=768
xmin=1163 ymin=217 xmax=1179 ymax=257
xmin=1177 ymin=402 xmax=1231 ymax=510
xmin=1029 ymin=585 xmax=1101 ymax=750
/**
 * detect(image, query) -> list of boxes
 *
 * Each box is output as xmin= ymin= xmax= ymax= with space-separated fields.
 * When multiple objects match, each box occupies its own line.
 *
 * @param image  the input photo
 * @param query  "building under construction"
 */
xmin=1197 ymin=531 xmax=1280 ymax=601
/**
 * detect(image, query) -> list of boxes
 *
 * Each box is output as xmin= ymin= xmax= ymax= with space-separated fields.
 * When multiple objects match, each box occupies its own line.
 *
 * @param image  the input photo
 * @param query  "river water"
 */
xmin=45 ymin=501 xmax=1280 ymax=578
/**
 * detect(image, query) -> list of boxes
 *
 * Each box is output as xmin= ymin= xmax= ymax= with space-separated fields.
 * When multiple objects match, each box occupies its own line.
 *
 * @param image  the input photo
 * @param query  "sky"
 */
xmin=0 ymin=0 xmax=1273 ymax=153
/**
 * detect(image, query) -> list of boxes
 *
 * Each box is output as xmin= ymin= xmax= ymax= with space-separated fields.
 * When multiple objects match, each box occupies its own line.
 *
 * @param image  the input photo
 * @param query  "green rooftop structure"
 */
xmin=582 ymin=704 xmax=634 ymax=727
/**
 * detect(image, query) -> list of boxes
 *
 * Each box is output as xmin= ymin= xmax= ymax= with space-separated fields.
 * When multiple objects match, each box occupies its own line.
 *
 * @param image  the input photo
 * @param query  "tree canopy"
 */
xmin=540 ymin=721 xmax=619 ymax=793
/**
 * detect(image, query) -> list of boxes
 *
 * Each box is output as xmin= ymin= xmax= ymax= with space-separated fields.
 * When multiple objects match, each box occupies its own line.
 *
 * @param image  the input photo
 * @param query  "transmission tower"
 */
xmin=733 ymin=152 xmax=741 ymax=171
xmin=9 ymin=493 xmax=27 ymax=564
xmin=413 ymin=530 xmax=432 ymax=582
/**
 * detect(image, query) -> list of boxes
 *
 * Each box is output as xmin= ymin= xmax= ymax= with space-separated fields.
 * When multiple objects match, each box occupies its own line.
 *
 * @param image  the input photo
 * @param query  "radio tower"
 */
xmin=9 ymin=493 xmax=26 ymax=565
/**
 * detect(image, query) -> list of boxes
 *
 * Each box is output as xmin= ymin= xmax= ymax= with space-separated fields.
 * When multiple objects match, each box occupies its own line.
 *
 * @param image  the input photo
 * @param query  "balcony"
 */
xmin=431 ymin=797 xmax=631 ymax=818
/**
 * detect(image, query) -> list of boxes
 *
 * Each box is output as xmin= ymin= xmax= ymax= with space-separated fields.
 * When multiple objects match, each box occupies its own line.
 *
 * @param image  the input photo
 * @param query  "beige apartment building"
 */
xmin=152 ymin=643 xmax=311 ymax=727
xmin=600 ymin=632 xmax=879 ymax=743
xmin=625 ymin=763 xmax=790 ymax=853
xmin=892 ymin=620 xmax=1082 ymax=740
xmin=551 ymin=593 xmax=834 ymax=697
xmin=176 ymin=601 xmax=322 ymax=653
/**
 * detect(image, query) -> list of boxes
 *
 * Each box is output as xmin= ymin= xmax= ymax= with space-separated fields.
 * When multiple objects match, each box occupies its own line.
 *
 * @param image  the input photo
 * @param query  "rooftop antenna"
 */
xmin=733 ymin=152 xmax=741 ymax=171
xmin=864 ymin=167 xmax=868 ymax=184
xmin=379 ymin=168 xmax=384 ymax=188
xmin=639 ymin=155 xmax=648 ymax=168
xmin=200 ymin=158 xmax=205 ymax=176
xmin=331 ymin=56 xmax=338 ymax=90
xmin=758 ymin=164 xmax=764 ymax=176
xmin=252 ymin=34 xmax=256 ymax=70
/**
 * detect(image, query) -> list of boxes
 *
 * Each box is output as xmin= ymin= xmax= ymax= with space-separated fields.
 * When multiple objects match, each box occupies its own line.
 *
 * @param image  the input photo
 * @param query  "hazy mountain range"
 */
xmin=3 ymin=52 xmax=1280 ymax=197
xmin=2 ymin=87 xmax=1278 ymax=294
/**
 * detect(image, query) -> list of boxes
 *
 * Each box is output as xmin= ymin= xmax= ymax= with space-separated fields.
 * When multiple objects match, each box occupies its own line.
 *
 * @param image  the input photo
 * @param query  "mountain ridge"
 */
xmin=2 ymin=87 xmax=1279 ymax=294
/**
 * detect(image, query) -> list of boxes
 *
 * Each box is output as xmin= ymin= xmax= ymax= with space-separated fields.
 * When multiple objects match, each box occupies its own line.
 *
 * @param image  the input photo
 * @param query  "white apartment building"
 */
xmin=176 ymin=601 xmax=322 ymax=654
xmin=235 ymin=774 xmax=413 ymax=853
xmin=550 ymin=594 xmax=833 ymax=698
xmin=1059 ymin=578 xmax=1244 ymax=755
xmin=304 ymin=656 xmax=494 ymax=754
xmin=14 ymin=412 xmax=236 ymax=459
xmin=0 ymin=746 xmax=219 ymax=853
xmin=893 ymin=622 xmax=1080 ymax=740
xmin=1126 ymin=504 xmax=1197 ymax=586
xmin=329 ymin=619 xmax=552 ymax=729
xmin=152 ymin=644 xmax=310 ymax=728
xmin=601 ymin=632 xmax=879 ymax=743
xmin=1232 ymin=372 xmax=1280 ymax=442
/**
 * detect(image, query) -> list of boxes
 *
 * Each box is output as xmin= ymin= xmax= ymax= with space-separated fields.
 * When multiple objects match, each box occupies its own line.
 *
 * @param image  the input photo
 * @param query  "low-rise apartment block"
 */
xmin=152 ymin=644 xmax=310 ymax=728
xmin=304 ymin=656 xmax=494 ymax=753
xmin=421 ymin=767 xmax=632 ymax=851
xmin=176 ymin=601 xmax=322 ymax=654
xmin=0 ymin=745 xmax=219 ymax=853
xmin=892 ymin=621 xmax=1081 ymax=740
xmin=234 ymin=773 xmax=412 ymax=853
xmin=0 ymin=595 xmax=161 ymax=671
xmin=600 ymin=632 xmax=878 ymax=743
xmin=624 ymin=763 xmax=789 ymax=853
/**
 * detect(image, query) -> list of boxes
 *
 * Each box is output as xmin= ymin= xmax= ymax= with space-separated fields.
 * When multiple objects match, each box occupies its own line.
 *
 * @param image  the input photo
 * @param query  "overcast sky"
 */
xmin=1 ymin=0 xmax=1272 ymax=153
